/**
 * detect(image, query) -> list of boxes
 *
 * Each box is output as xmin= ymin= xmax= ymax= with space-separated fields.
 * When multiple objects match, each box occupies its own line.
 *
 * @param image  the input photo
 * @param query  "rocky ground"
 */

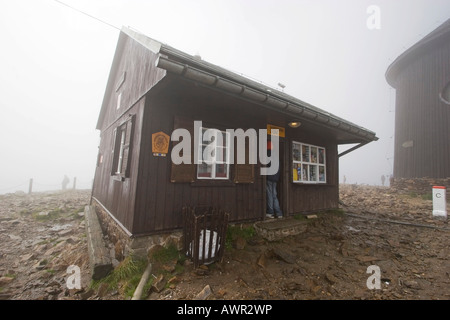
xmin=0 ymin=185 xmax=449 ymax=300
xmin=0 ymin=190 xmax=90 ymax=300
xmin=169 ymin=185 xmax=450 ymax=300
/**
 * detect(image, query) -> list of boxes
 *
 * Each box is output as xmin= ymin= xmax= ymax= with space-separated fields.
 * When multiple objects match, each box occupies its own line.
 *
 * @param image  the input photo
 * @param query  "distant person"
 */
xmin=343 ymin=175 xmax=347 ymax=184
xmin=62 ymin=175 xmax=70 ymax=190
xmin=381 ymin=175 xmax=386 ymax=186
xmin=266 ymin=140 xmax=283 ymax=219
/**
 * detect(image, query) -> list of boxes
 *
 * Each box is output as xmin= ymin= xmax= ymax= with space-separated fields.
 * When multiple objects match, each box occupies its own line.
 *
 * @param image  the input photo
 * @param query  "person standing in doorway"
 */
xmin=266 ymin=140 xmax=283 ymax=219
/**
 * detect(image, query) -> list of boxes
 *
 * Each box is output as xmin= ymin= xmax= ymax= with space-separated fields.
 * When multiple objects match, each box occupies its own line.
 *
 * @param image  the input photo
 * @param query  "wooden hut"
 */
xmin=92 ymin=27 xmax=377 ymax=244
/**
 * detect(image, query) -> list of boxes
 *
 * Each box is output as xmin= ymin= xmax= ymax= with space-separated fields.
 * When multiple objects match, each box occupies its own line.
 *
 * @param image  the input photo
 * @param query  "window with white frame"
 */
xmin=197 ymin=127 xmax=230 ymax=179
xmin=292 ymin=141 xmax=326 ymax=183
xmin=111 ymin=115 xmax=135 ymax=178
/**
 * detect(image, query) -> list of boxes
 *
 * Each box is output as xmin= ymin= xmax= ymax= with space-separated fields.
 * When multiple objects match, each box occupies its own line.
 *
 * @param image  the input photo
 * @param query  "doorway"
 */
xmin=264 ymin=137 xmax=285 ymax=217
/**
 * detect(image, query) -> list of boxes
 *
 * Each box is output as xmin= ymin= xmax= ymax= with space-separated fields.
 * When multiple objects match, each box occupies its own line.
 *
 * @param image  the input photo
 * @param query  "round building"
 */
xmin=386 ymin=20 xmax=450 ymax=185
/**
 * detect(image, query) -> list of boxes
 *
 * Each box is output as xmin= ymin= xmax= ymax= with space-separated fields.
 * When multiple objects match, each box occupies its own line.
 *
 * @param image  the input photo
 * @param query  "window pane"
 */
xmin=292 ymin=143 xmax=301 ymax=161
xmin=219 ymin=131 xmax=228 ymax=148
xmin=302 ymin=145 xmax=310 ymax=162
xmin=207 ymin=128 xmax=221 ymax=145
xmin=302 ymin=164 xmax=309 ymax=181
xmin=200 ymin=128 xmax=215 ymax=156
xmin=215 ymin=163 xmax=228 ymax=178
xmin=197 ymin=127 xmax=232 ymax=180
xmin=125 ymin=121 xmax=133 ymax=144
xmin=293 ymin=163 xmax=301 ymax=182
xmin=219 ymin=131 xmax=229 ymax=162
xmin=318 ymin=148 xmax=325 ymax=164
xmin=319 ymin=166 xmax=326 ymax=182
xmin=197 ymin=163 xmax=212 ymax=178
xmin=201 ymin=145 xmax=215 ymax=163
xmin=121 ymin=147 xmax=129 ymax=174
xmin=310 ymin=147 xmax=317 ymax=163
xmin=116 ymin=130 xmax=126 ymax=173
xmin=216 ymin=146 xmax=227 ymax=163
xmin=309 ymin=165 xmax=317 ymax=181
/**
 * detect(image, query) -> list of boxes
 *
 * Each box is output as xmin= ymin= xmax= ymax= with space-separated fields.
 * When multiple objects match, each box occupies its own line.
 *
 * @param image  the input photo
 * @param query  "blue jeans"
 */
xmin=266 ymin=180 xmax=282 ymax=216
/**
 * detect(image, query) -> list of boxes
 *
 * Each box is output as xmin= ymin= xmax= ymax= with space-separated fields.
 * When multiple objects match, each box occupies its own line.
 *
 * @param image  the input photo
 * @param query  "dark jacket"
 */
xmin=267 ymin=164 xmax=280 ymax=182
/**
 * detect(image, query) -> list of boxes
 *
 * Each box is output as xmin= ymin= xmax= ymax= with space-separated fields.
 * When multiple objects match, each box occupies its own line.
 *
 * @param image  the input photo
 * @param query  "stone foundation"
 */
xmin=390 ymin=177 xmax=450 ymax=198
xmin=91 ymin=198 xmax=183 ymax=261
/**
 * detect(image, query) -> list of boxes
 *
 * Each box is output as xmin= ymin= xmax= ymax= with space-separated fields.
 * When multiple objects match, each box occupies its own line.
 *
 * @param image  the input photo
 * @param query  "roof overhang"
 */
xmin=154 ymin=53 xmax=378 ymax=145
xmin=386 ymin=19 xmax=450 ymax=88
xmin=98 ymin=26 xmax=378 ymax=147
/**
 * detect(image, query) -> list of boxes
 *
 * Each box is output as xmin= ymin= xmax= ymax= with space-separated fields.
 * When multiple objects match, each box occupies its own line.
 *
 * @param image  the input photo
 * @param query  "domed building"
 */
xmin=386 ymin=19 xmax=450 ymax=192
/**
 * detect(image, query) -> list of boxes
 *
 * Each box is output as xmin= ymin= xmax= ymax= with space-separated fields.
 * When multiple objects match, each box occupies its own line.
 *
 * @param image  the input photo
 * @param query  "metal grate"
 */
xmin=182 ymin=206 xmax=230 ymax=268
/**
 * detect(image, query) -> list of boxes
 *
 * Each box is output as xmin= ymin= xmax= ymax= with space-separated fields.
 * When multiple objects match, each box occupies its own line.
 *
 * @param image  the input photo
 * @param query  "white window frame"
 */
xmin=197 ymin=127 xmax=231 ymax=180
xmin=292 ymin=141 xmax=326 ymax=184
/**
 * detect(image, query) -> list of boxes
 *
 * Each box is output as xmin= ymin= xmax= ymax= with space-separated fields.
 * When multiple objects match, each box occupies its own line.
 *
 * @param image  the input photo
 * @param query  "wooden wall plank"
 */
xmin=130 ymin=80 xmax=341 ymax=234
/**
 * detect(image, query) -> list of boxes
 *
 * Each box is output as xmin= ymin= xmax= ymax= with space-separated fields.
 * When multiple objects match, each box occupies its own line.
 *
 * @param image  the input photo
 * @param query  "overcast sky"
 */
xmin=0 ymin=0 xmax=449 ymax=193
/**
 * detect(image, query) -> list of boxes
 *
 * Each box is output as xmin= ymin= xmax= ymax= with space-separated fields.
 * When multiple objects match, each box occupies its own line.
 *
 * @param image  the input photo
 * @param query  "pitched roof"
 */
xmin=386 ymin=19 xmax=450 ymax=88
xmin=98 ymin=27 xmax=378 ymax=143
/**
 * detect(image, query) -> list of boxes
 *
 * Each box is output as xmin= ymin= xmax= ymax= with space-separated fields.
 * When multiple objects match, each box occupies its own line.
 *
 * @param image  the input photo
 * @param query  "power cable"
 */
xmin=53 ymin=0 xmax=120 ymax=31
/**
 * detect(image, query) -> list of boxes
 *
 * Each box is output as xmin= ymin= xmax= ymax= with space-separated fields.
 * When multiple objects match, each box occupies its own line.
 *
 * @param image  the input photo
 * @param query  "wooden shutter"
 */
xmin=123 ymin=115 xmax=136 ymax=178
xmin=170 ymin=116 xmax=195 ymax=183
xmin=233 ymin=139 xmax=254 ymax=183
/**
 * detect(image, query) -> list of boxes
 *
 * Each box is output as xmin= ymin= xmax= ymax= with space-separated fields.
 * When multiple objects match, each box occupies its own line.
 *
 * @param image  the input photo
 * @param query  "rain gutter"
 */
xmin=155 ymin=54 xmax=378 ymax=144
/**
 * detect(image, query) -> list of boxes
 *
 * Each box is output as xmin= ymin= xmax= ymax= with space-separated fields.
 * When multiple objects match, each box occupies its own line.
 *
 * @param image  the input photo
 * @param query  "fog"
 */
xmin=1 ymin=0 xmax=449 ymax=194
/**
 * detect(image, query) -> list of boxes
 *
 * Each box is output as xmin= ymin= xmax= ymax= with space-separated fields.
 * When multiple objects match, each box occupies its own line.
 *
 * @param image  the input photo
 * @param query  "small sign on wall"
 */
xmin=432 ymin=186 xmax=447 ymax=219
xmin=267 ymin=124 xmax=285 ymax=138
xmin=152 ymin=131 xmax=169 ymax=157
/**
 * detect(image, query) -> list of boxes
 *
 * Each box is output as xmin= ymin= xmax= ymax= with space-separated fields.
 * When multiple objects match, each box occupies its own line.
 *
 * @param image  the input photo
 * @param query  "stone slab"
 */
xmin=85 ymin=205 xmax=113 ymax=280
xmin=254 ymin=218 xmax=308 ymax=241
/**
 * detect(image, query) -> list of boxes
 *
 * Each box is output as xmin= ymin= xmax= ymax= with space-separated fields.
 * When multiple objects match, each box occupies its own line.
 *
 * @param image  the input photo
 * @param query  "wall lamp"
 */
xmin=288 ymin=120 xmax=301 ymax=128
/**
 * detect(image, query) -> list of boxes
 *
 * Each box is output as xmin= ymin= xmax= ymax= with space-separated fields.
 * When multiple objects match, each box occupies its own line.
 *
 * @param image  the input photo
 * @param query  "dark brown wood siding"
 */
xmin=92 ymin=99 xmax=144 ymax=232
xmin=132 ymin=80 xmax=340 ymax=235
xmin=133 ymin=84 xmax=267 ymax=235
xmin=92 ymin=33 xmax=166 ymax=233
xmin=97 ymin=34 xmax=166 ymax=132
xmin=393 ymin=39 xmax=450 ymax=178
